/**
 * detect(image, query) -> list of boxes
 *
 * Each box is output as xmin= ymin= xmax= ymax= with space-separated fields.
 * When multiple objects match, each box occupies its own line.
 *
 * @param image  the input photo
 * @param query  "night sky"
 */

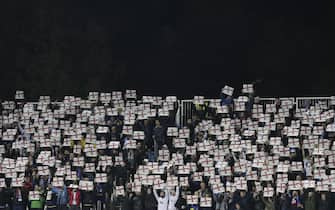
xmin=0 ymin=0 xmax=334 ymax=100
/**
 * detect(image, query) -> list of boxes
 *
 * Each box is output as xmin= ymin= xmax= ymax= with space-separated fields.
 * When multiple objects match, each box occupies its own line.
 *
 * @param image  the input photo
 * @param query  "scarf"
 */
xmin=16 ymin=189 xmax=22 ymax=202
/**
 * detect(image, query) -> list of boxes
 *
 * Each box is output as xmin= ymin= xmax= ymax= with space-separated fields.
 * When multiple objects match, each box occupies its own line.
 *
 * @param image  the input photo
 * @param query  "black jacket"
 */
xmin=144 ymin=193 xmax=156 ymax=210
xmin=176 ymin=197 xmax=187 ymax=210
xmin=0 ymin=188 xmax=11 ymax=206
xmin=317 ymin=200 xmax=330 ymax=210
xmin=11 ymin=189 xmax=25 ymax=206
xmin=120 ymin=195 xmax=132 ymax=210
xmin=81 ymin=191 xmax=96 ymax=205
xmin=132 ymin=195 xmax=143 ymax=210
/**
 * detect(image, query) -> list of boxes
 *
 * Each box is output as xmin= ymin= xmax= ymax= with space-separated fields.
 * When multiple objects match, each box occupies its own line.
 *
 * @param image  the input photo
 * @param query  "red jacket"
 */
xmin=68 ymin=189 xmax=81 ymax=206
xmin=23 ymin=181 xmax=33 ymax=191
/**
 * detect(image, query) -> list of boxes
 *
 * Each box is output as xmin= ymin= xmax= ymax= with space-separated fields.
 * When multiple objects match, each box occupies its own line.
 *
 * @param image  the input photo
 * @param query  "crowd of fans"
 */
xmin=1 ymin=86 xmax=335 ymax=210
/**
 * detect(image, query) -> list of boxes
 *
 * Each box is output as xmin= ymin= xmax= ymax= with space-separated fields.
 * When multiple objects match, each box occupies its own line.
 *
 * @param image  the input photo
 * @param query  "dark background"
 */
xmin=0 ymin=0 xmax=334 ymax=100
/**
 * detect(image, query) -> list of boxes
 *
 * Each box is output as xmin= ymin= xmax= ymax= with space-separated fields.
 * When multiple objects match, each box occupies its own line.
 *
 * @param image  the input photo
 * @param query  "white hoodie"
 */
xmin=168 ymin=186 xmax=180 ymax=210
xmin=154 ymin=189 xmax=169 ymax=210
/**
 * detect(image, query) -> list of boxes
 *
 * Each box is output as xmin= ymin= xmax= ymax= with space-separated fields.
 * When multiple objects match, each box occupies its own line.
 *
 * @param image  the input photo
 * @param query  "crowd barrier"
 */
xmin=178 ymin=97 xmax=334 ymax=127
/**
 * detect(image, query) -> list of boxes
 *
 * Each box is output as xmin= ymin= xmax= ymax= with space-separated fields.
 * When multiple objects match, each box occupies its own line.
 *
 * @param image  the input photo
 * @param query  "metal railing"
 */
xmin=177 ymin=97 xmax=334 ymax=127
xmin=296 ymin=97 xmax=332 ymax=110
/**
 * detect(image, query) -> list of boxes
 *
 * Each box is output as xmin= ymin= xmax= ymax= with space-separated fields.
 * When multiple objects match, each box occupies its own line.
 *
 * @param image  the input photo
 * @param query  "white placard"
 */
xmin=29 ymin=191 xmax=41 ymax=200
xmin=79 ymin=180 xmax=94 ymax=191
xmin=222 ymin=85 xmax=234 ymax=96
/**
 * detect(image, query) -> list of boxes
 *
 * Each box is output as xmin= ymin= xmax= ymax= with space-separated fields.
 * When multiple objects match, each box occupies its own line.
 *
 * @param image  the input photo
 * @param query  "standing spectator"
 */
xmin=175 ymin=191 xmax=187 ymax=210
xmin=121 ymin=192 xmax=133 ymax=210
xmin=105 ymin=166 xmax=114 ymax=210
xmin=246 ymin=93 xmax=256 ymax=116
xmin=153 ymin=188 xmax=169 ymax=210
xmin=288 ymin=191 xmax=304 ymax=210
xmin=317 ymin=192 xmax=330 ymax=210
xmin=0 ymin=186 xmax=11 ymax=210
xmin=168 ymin=186 xmax=180 ymax=210
xmin=81 ymin=189 xmax=95 ymax=210
xmin=135 ymin=142 xmax=145 ymax=170
xmin=113 ymin=162 xmax=128 ymax=187
xmin=111 ymin=185 xmax=132 ymax=210
xmin=31 ymin=171 xmax=39 ymax=188
xmin=260 ymin=194 xmax=275 ymax=210
xmin=144 ymin=187 xmax=157 ymax=210
xmin=39 ymin=175 xmax=49 ymax=191
xmin=23 ymin=176 xmax=33 ymax=210
xmin=142 ymin=120 xmax=153 ymax=150
xmin=132 ymin=191 xmax=144 ymax=210
xmin=45 ymin=187 xmax=57 ymax=210
xmin=110 ymin=126 xmax=121 ymax=142
xmin=197 ymin=183 xmax=212 ymax=210
xmin=30 ymin=186 xmax=45 ymax=210
xmin=330 ymin=192 xmax=335 ymax=210
xmin=193 ymin=101 xmax=207 ymax=120
xmin=52 ymin=185 xmax=68 ymax=210
xmin=123 ymin=142 xmax=137 ymax=178
xmin=186 ymin=119 xmax=196 ymax=143
xmin=220 ymin=94 xmax=233 ymax=106
xmin=233 ymin=190 xmax=252 ymax=210
xmin=252 ymin=192 xmax=264 ymax=210
xmin=302 ymin=152 xmax=313 ymax=178
xmin=226 ymin=191 xmax=236 ymax=210
xmin=303 ymin=190 xmax=316 ymax=210
xmin=11 ymin=187 xmax=25 ymax=210
xmin=68 ymin=185 xmax=81 ymax=210
xmin=153 ymin=120 xmax=165 ymax=160
xmin=213 ymin=192 xmax=228 ymax=210
xmin=95 ymin=183 xmax=106 ymax=210
xmin=276 ymin=193 xmax=290 ymax=210
xmin=196 ymin=182 xmax=211 ymax=198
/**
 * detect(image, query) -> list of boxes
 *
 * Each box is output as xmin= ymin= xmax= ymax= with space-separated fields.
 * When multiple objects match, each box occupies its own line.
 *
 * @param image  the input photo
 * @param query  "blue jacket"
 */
xmin=187 ymin=204 xmax=199 ymax=210
xmin=221 ymin=96 xmax=233 ymax=106
xmin=52 ymin=186 xmax=68 ymax=205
